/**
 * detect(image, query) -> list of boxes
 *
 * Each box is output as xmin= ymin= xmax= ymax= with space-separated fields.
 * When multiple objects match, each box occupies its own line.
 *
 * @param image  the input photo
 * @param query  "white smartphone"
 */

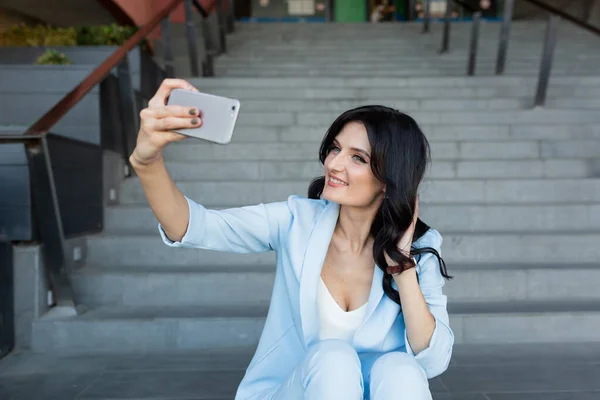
xmin=166 ymin=88 xmax=241 ymax=144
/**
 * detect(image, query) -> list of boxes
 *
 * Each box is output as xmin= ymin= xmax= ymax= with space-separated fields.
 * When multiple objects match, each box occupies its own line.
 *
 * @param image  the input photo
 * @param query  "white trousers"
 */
xmin=270 ymin=339 xmax=433 ymax=400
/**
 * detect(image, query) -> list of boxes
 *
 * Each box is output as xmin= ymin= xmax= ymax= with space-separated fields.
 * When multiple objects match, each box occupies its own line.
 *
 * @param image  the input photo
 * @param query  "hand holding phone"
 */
xmin=131 ymin=79 xmax=203 ymax=166
xmin=166 ymin=88 xmax=241 ymax=145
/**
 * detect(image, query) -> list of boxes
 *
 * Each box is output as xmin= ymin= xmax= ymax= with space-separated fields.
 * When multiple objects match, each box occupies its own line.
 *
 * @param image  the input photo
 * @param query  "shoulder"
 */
xmin=285 ymin=194 xmax=330 ymax=220
xmin=264 ymin=195 xmax=329 ymax=231
xmin=413 ymin=227 xmax=443 ymax=252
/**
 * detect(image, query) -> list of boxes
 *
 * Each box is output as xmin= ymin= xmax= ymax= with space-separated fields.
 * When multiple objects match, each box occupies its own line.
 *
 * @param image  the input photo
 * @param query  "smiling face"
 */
xmin=322 ymin=121 xmax=386 ymax=207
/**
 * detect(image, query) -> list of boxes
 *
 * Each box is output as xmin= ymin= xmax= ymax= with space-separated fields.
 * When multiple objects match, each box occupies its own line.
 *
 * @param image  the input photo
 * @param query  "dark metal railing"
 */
xmin=1 ymin=134 xmax=76 ymax=310
xmin=0 ymin=0 xmax=235 ymax=313
xmin=423 ymin=0 xmax=600 ymax=107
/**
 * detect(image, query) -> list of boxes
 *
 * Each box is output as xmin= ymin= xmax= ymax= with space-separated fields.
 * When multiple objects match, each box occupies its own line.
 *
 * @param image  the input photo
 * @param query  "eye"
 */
xmin=329 ymin=145 xmax=340 ymax=153
xmin=353 ymin=155 xmax=367 ymax=163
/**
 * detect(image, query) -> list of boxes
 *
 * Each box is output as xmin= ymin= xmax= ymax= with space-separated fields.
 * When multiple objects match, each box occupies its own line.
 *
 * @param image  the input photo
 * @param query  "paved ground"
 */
xmin=1 ymin=343 xmax=600 ymax=399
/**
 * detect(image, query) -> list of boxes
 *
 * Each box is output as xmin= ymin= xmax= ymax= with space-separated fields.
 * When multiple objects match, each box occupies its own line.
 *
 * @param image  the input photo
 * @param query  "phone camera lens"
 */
xmin=232 ymin=105 xmax=236 ymax=111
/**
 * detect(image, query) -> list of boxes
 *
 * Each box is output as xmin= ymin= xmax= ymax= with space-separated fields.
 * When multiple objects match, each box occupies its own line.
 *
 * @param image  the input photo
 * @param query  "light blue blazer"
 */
xmin=159 ymin=194 xmax=454 ymax=400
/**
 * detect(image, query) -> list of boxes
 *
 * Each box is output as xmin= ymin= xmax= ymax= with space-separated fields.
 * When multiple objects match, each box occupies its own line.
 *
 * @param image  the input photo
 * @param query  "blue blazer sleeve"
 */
xmin=158 ymin=195 xmax=291 ymax=253
xmin=404 ymin=229 xmax=454 ymax=379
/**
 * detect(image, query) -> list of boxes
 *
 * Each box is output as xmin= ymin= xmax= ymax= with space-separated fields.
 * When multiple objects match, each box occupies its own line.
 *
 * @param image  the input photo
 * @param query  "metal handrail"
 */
xmin=496 ymin=0 xmax=600 ymax=74
xmin=424 ymin=0 xmax=600 ymax=107
xmin=521 ymin=0 xmax=600 ymax=36
xmin=1 ymin=0 xmax=233 ymax=313
xmin=431 ymin=0 xmax=484 ymax=76
xmin=27 ymin=0 xmax=188 ymax=136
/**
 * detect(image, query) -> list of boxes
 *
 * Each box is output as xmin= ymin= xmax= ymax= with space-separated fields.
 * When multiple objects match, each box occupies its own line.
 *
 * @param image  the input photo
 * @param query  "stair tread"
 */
xmin=39 ymin=300 xmax=600 ymax=323
xmin=42 ymin=305 xmax=269 ymax=321
xmin=91 ymin=231 xmax=600 ymax=238
xmin=450 ymin=300 xmax=600 ymax=314
xmin=76 ymin=261 xmax=600 ymax=274
xmin=76 ymin=264 xmax=275 ymax=274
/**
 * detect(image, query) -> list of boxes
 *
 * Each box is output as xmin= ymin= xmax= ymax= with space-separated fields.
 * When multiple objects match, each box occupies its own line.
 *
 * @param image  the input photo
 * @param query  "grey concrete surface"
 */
xmin=1 ymin=343 xmax=600 ymax=399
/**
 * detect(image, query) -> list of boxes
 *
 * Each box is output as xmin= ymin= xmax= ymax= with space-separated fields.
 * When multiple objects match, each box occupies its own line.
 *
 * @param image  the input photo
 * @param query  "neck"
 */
xmin=335 ymin=199 xmax=382 ymax=256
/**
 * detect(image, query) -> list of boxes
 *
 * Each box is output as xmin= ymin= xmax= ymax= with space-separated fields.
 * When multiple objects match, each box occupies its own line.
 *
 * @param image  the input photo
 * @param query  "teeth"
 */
xmin=329 ymin=177 xmax=347 ymax=185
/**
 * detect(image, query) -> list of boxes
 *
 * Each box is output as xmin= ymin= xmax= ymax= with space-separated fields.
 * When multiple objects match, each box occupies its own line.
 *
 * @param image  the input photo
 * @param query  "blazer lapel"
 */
xmin=299 ymin=200 xmax=339 ymax=349
xmin=298 ymin=199 xmax=393 ymax=350
xmin=352 ymin=265 xmax=400 ymax=350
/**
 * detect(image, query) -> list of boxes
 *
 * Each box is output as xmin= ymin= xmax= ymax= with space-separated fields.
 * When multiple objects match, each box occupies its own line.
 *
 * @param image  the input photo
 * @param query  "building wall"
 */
xmin=0 ymin=8 xmax=41 ymax=31
xmin=336 ymin=0 xmax=368 ymax=21
xmin=0 ymin=0 xmax=115 ymax=27
xmin=112 ymin=0 xmax=221 ymax=38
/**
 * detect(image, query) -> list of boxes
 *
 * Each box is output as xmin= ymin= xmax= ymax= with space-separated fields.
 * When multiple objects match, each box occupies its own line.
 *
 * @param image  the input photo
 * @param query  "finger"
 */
xmin=148 ymin=78 xmax=197 ymax=108
xmin=153 ymin=116 xmax=202 ymax=131
xmin=145 ymin=105 xmax=199 ymax=119
xmin=163 ymin=130 xmax=190 ymax=142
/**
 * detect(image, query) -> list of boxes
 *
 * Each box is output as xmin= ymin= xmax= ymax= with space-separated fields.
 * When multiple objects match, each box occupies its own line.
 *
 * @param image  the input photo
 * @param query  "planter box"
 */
xmin=0 ymin=65 xmax=101 ymax=145
xmin=0 ymin=46 xmax=141 ymax=90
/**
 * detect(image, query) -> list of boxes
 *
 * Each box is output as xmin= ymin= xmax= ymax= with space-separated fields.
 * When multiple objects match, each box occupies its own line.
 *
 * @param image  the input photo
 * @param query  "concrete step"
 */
xmin=181 ymin=124 xmax=600 ymax=142
xmin=158 ymin=159 xmax=598 ymax=180
xmin=212 ymin=69 xmax=600 ymax=78
xmin=86 ymin=232 xmax=600 ymax=266
xmin=104 ymin=203 xmax=600 ymax=235
xmin=178 ymin=97 xmax=600 ymax=112
xmin=119 ymin=178 xmax=600 ymax=206
xmin=165 ymin=138 xmax=598 ymax=159
xmin=233 ymin=109 xmax=600 ymax=126
xmin=161 ymin=140 xmax=600 ymax=161
xmin=31 ymin=305 xmax=267 ymax=353
xmin=190 ymin=76 xmax=600 ymax=88
xmin=451 ymin=300 xmax=600 ymax=344
xmin=213 ymin=59 xmax=600 ymax=67
xmin=6 ymin=344 xmax=600 ymax=400
xmin=71 ymin=264 xmax=600 ymax=308
xmin=216 ymin=50 xmax=600 ymax=58
xmin=222 ymin=48 xmax=600 ymax=56
xmin=30 ymin=301 xmax=600 ymax=352
xmin=189 ymin=86 xmax=600 ymax=99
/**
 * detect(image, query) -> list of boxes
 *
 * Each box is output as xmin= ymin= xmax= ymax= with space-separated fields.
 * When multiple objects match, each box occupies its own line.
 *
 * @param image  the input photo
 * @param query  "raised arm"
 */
xmin=129 ymin=79 xmax=204 ymax=242
xmin=130 ymin=79 xmax=292 ymax=253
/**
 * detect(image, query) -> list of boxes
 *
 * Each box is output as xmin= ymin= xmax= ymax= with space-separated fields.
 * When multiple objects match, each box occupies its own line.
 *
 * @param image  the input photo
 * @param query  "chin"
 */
xmin=321 ymin=189 xmax=337 ymax=202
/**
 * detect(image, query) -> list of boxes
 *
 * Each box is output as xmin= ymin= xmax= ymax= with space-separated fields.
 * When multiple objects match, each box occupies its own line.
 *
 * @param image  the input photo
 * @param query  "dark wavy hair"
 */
xmin=307 ymin=105 xmax=452 ymax=307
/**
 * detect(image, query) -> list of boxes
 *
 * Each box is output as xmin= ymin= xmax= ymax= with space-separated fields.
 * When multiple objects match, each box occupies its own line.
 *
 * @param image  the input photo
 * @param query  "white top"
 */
xmin=317 ymin=276 xmax=368 ymax=343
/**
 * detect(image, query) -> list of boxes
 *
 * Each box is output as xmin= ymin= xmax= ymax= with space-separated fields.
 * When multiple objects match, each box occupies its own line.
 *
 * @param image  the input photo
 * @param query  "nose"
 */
xmin=327 ymin=152 xmax=345 ymax=173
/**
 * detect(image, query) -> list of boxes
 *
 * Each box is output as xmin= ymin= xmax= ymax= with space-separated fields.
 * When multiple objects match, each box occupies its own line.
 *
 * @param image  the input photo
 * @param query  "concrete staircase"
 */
xmin=31 ymin=21 xmax=600 ymax=353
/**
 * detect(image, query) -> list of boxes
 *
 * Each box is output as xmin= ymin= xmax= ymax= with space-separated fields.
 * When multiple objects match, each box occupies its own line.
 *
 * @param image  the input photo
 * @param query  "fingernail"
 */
xmin=191 ymin=118 xmax=198 ymax=125
xmin=189 ymin=108 xmax=196 ymax=116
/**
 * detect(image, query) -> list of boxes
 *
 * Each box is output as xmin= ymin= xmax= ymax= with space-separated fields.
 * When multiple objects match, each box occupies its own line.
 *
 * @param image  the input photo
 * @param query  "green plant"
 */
xmin=76 ymin=23 xmax=138 ymax=46
xmin=0 ymin=23 xmax=138 ymax=47
xmin=34 ymin=49 xmax=72 ymax=65
xmin=0 ymin=24 xmax=77 ymax=46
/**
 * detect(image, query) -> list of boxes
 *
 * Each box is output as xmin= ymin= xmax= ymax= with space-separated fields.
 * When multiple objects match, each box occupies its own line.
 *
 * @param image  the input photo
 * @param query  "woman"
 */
xmin=131 ymin=79 xmax=454 ymax=400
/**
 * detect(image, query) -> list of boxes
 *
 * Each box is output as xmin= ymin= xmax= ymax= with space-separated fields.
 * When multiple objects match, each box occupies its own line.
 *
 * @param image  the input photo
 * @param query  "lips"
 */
xmin=329 ymin=175 xmax=348 ymax=185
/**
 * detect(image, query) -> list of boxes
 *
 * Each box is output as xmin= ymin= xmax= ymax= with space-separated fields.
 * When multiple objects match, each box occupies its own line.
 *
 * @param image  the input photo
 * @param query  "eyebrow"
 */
xmin=333 ymin=139 xmax=371 ymax=158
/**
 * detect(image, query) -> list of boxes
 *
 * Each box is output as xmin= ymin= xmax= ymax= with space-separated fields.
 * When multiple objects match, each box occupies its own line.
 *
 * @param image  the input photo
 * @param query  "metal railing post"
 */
xmin=496 ymin=0 xmax=515 ymax=75
xmin=581 ymin=0 xmax=595 ymax=22
xmin=201 ymin=17 xmax=215 ymax=76
xmin=23 ymin=136 xmax=76 ymax=312
xmin=467 ymin=11 xmax=482 ymax=76
xmin=226 ymin=0 xmax=235 ymax=32
xmin=534 ymin=15 xmax=560 ymax=107
xmin=161 ymin=17 xmax=175 ymax=78
xmin=216 ymin=0 xmax=228 ymax=54
xmin=423 ymin=0 xmax=432 ymax=33
xmin=440 ymin=0 xmax=452 ymax=53
xmin=183 ymin=0 xmax=200 ymax=77
xmin=327 ymin=0 xmax=335 ymax=22
xmin=116 ymin=58 xmax=139 ymax=161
